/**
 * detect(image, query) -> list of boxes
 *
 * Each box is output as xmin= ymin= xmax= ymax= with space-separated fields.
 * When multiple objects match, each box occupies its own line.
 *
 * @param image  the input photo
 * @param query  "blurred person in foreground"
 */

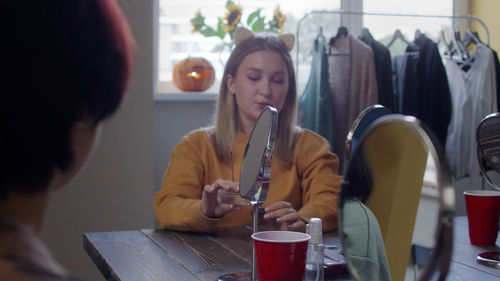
xmin=0 ymin=0 xmax=134 ymax=280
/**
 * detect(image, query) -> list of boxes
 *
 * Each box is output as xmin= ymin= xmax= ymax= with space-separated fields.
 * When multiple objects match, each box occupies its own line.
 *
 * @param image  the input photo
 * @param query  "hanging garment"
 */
xmin=445 ymin=43 xmax=497 ymax=180
xmin=490 ymin=50 xmax=500 ymax=110
xmin=299 ymin=35 xmax=334 ymax=150
xmin=360 ymin=29 xmax=396 ymax=113
xmin=392 ymin=52 xmax=419 ymax=115
xmin=329 ymin=34 xmax=378 ymax=172
xmin=391 ymin=53 xmax=407 ymax=114
xmin=409 ymin=34 xmax=452 ymax=146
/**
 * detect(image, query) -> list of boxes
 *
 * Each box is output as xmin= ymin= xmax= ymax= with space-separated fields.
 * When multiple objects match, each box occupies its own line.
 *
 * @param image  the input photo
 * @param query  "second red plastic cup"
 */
xmin=464 ymin=190 xmax=500 ymax=246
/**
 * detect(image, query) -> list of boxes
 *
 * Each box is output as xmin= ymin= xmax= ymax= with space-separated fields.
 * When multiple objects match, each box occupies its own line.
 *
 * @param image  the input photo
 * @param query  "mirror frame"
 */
xmin=239 ymin=106 xmax=278 ymax=204
xmin=338 ymin=114 xmax=455 ymax=281
xmin=345 ymin=104 xmax=391 ymax=164
xmin=476 ymin=112 xmax=500 ymax=191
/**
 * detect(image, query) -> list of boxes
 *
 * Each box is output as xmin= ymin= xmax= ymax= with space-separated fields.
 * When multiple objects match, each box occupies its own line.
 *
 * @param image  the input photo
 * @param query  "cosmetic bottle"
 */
xmin=304 ymin=218 xmax=324 ymax=281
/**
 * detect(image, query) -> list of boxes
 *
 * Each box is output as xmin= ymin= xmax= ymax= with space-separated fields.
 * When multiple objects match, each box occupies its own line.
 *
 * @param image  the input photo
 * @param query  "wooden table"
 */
xmin=446 ymin=216 xmax=500 ymax=280
xmin=84 ymin=217 xmax=500 ymax=281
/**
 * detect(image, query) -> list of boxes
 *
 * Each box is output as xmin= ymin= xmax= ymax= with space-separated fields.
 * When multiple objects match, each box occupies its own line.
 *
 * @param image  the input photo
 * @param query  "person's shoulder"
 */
xmin=181 ymin=127 xmax=215 ymax=143
xmin=174 ymin=127 xmax=215 ymax=155
xmin=296 ymin=128 xmax=329 ymax=144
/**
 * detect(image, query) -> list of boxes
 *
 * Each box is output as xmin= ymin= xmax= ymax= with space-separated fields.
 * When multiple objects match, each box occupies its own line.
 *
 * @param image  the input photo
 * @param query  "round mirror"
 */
xmin=345 ymin=104 xmax=391 ymax=164
xmin=239 ymin=106 xmax=278 ymax=203
xmin=476 ymin=112 xmax=500 ymax=190
xmin=339 ymin=114 xmax=455 ymax=281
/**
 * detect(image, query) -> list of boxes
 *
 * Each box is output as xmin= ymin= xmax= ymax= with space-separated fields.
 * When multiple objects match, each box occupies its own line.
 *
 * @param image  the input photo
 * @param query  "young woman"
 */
xmin=0 ymin=1 xmax=134 ymax=280
xmin=155 ymin=27 xmax=341 ymax=233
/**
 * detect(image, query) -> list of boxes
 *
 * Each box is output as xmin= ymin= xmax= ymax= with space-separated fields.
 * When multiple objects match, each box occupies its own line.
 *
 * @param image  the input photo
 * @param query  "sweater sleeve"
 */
xmin=296 ymin=130 xmax=342 ymax=232
xmin=154 ymin=132 xmax=222 ymax=232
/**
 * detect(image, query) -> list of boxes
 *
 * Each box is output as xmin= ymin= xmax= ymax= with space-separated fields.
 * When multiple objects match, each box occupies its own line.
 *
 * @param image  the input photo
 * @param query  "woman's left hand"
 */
xmin=263 ymin=201 xmax=306 ymax=232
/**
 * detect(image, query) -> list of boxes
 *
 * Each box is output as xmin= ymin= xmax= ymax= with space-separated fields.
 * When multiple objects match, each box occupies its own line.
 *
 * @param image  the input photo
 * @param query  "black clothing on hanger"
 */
xmin=409 ymin=34 xmax=452 ymax=145
xmin=359 ymin=28 xmax=396 ymax=113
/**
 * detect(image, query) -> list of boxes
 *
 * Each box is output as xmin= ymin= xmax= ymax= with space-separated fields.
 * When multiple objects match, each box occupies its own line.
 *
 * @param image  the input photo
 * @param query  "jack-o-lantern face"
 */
xmin=173 ymin=57 xmax=215 ymax=91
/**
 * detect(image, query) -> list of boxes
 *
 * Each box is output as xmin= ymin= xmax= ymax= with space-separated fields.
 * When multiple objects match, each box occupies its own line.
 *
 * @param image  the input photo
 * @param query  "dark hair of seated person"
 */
xmin=0 ymin=0 xmax=134 ymax=200
xmin=341 ymin=148 xmax=374 ymax=204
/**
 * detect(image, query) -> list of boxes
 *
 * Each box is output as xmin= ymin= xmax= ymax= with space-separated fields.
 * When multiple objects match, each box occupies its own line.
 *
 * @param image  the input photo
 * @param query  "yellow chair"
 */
xmin=363 ymin=121 xmax=428 ymax=281
xmin=340 ymin=114 xmax=455 ymax=281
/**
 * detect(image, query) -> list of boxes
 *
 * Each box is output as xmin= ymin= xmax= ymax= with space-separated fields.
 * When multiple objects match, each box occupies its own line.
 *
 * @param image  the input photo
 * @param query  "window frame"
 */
xmin=155 ymin=0 xmax=459 ymax=99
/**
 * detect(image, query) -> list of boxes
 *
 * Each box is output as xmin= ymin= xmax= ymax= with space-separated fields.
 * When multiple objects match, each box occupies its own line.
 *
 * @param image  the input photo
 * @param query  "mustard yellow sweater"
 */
xmin=154 ymin=128 xmax=342 ymax=232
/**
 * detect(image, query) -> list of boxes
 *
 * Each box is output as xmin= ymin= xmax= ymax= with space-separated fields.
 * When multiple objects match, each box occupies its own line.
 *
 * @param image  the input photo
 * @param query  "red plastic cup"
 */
xmin=251 ymin=231 xmax=311 ymax=281
xmin=464 ymin=190 xmax=500 ymax=246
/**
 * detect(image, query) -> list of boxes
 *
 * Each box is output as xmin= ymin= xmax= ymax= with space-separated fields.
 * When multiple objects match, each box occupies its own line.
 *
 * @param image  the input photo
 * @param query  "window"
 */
xmin=157 ymin=0 xmax=453 ymax=94
xmin=157 ymin=0 xmax=341 ymax=93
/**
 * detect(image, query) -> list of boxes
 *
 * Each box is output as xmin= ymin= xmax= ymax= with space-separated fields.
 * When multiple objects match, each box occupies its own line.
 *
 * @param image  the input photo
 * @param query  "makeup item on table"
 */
xmin=304 ymin=218 xmax=324 ymax=281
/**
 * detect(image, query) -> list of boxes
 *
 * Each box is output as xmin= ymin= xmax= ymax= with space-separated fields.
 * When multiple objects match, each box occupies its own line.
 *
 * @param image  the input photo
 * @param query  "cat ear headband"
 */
xmin=233 ymin=26 xmax=295 ymax=52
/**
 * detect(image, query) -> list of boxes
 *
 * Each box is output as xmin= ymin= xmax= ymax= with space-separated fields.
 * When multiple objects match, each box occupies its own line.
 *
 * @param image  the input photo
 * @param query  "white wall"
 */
xmin=154 ymin=96 xmax=217 ymax=195
xmin=40 ymin=0 xmax=155 ymax=280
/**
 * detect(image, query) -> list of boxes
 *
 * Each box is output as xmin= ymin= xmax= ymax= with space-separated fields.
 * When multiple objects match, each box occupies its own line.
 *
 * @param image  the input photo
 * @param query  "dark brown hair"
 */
xmin=0 ymin=0 xmax=134 ymax=199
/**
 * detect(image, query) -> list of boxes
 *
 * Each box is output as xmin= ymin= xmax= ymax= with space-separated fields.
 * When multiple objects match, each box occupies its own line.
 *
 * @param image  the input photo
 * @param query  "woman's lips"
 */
xmin=257 ymin=102 xmax=272 ymax=109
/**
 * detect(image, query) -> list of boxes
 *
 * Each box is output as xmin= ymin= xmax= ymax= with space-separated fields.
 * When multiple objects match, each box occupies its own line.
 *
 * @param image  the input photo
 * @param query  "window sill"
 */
xmin=154 ymin=92 xmax=218 ymax=101
xmin=155 ymin=80 xmax=220 ymax=101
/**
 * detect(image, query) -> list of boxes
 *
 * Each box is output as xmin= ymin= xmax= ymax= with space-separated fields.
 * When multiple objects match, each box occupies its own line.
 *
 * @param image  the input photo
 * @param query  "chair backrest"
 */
xmin=363 ymin=119 xmax=428 ymax=281
xmin=339 ymin=114 xmax=455 ymax=281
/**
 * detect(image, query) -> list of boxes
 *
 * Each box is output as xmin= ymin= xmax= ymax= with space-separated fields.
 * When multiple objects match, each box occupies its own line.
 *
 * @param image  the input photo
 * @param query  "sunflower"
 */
xmin=273 ymin=5 xmax=286 ymax=32
xmin=190 ymin=2 xmax=286 ymax=52
xmin=223 ymin=1 xmax=242 ymax=33
xmin=190 ymin=10 xmax=204 ymax=33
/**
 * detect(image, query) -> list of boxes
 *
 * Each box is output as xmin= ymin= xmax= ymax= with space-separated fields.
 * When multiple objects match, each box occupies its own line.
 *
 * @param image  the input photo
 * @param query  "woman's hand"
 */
xmin=201 ymin=179 xmax=242 ymax=218
xmin=263 ymin=201 xmax=306 ymax=232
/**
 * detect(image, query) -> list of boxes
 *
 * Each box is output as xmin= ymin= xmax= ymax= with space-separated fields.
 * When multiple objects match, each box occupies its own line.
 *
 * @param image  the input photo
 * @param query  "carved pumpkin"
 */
xmin=173 ymin=57 xmax=215 ymax=92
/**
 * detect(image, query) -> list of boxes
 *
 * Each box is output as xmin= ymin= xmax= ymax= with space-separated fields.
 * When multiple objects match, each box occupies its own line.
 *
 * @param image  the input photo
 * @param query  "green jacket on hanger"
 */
xmin=299 ymin=35 xmax=334 ymax=151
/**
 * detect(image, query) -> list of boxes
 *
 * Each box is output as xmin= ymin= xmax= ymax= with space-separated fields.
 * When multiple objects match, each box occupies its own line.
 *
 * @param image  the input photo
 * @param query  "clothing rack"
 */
xmin=295 ymin=10 xmax=490 ymax=80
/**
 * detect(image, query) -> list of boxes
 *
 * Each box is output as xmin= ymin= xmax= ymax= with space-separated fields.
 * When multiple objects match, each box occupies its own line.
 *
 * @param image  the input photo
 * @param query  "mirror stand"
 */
xmin=251 ymin=203 xmax=258 ymax=281
xmin=215 ymin=202 xmax=261 ymax=281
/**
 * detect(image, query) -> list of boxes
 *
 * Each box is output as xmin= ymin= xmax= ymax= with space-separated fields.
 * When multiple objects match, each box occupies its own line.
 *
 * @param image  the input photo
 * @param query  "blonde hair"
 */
xmin=212 ymin=34 xmax=298 ymax=164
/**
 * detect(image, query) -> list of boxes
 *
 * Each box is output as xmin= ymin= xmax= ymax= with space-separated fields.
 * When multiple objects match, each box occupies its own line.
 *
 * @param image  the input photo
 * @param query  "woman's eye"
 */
xmin=248 ymin=76 xmax=259 ymax=81
xmin=272 ymin=76 xmax=285 ymax=83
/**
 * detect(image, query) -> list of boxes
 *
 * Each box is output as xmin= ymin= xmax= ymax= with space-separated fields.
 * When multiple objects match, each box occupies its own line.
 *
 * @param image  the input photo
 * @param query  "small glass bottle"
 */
xmin=304 ymin=218 xmax=324 ymax=281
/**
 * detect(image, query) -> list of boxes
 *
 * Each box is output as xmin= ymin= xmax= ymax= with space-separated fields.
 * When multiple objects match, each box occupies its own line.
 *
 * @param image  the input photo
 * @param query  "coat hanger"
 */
xmin=317 ymin=26 xmax=326 ymax=41
xmin=414 ymin=29 xmax=422 ymax=41
xmin=443 ymin=30 xmax=475 ymax=71
xmin=386 ymin=29 xmax=419 ymax=50
xmin=462 ymin=29 xmax=480 ymax=49
xmin=329 ymin=26 xmax=348 ymax=47
xmin=312 ymin=26 xmax=327 ymax=55
xmin=327 ymin=26 xmax=350 ymax=56
xmin=359 ymin=27 xmax=374 ymax=42
xmin=453 ymin=30 xmax=470 ymax=60
xmin=471 ymin=31 xmax=481 ymax=42
xmin=440 ymin=30 xmax=455 ymax=58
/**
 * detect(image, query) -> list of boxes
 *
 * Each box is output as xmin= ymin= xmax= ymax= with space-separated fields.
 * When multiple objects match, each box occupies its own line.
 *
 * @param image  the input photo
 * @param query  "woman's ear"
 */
xmin=226 ymin=74 xmax=236 ymax=95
